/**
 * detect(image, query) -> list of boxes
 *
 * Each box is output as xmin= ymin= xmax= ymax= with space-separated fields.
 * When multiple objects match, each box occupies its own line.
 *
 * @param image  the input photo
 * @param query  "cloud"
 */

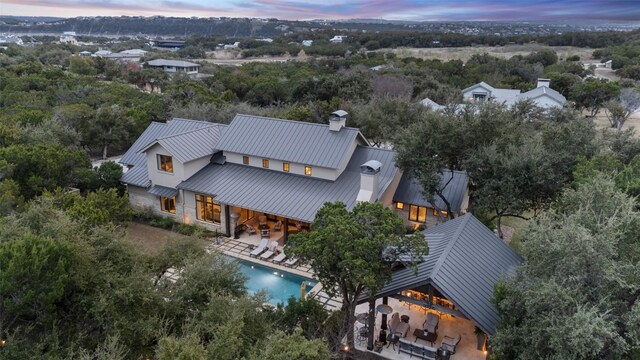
xmin=2 ymin=0 xmax=640 ymax=21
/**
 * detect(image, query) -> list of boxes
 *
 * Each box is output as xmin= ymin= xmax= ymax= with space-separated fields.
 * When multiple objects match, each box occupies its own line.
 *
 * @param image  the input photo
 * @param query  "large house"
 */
xmin=146 ymin=59 xmax=200 ymax=75
xmin=461 ymin=78 xmax=566 ymax=108
xmin=120 ymin=112 xmax=469 ymax=239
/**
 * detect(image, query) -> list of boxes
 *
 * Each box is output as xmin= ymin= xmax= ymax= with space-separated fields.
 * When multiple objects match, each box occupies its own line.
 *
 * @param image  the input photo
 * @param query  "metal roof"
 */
xmin=119 ymin=118 xmax=213 ymax=186
xmin=148 ymin=185 xmax=178 ymax=198
xmin=216 ymin=114 xmax=365 ymax=169
xmin=518 ymin=86 xmax=567 ymax=105
xmin=393 ymin=171 xmax=469 ymax=213
xmin=147 ymin=59 xmax=200 ymax=68
xmin=138 ymin=124 xmax=226 ymax=163
xmin=178 ymin=146 xmax=397 ymax=223
xmin=361 ymin=214 xmax=523 ymax=335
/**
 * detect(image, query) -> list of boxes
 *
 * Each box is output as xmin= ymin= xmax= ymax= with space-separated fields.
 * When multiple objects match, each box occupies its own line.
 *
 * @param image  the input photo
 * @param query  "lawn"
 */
xmin=123 ymin=222 xmax=209 ymax=255
xmin=501 ymin=215 xmax=532 ymax=254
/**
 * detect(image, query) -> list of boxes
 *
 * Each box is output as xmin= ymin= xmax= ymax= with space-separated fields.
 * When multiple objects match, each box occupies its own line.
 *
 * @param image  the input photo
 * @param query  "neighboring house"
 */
xmin=102 ymin=52 xmax=143 ymax=63
xmin=93 ymin=49 xmax=112 ymax=57
xmin=146 ymin=59 xmax=200 ymax=74
xmin=302 ymin=40 xmax=313 ymax=47
xmin=461 ymin=79 xmax=566 ymax=109
xmin=79 ymin=51 xmax=92 ymax=57
xmin=223 ymin=42 xmax=240 ymax=50
xmin=59 ymin=31 xmax=77 ymax=45
xmin=360 ymin=213 xmax=523 ymax=336
xmin=330 ymin=35 xmax=346 ymax=43
xmin=120 ymin=112 xmax=469 ymax=238
xmin=121 ymin=49 xmax=148 ymax=56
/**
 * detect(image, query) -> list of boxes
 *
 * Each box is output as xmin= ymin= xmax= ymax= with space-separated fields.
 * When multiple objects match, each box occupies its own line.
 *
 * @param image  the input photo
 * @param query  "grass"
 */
xmin=123 ymin=221 xmax=209 ymax=255
xmin=500 ymin=214 xmax=532 ymax=254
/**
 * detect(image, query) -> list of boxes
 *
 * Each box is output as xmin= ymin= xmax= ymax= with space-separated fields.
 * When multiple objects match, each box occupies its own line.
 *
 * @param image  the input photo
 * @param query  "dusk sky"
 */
xmin=1 ymin=0 xmax=639 ymax=21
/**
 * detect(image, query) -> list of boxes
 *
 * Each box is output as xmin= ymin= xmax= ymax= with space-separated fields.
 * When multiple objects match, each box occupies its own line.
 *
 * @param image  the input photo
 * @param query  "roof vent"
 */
xmin=329 ymin=110 xmax=348 ymax=132
xmin=537 ymin=78 xmax=551 ymax=88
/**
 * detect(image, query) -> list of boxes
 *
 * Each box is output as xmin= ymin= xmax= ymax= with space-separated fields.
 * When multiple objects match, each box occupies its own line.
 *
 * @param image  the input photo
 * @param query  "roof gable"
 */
xmin=462 ymin=82 xmax=495 ymax=94
xmin=393 ymin=171 xmax=469 ymax=213
xmin=519 ymin=86 xmax=566 ymax=104
xmin=216 ymin=114 xmax=365 ymax=169
xmin=138 ymin=124 xmax=225 ymax=163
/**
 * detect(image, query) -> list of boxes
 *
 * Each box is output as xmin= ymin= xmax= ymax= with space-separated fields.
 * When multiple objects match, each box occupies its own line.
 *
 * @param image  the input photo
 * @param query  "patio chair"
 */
xmin=284 ymin=257 xmax=298 ymax=267
xmin=246 ymin=224 xmax=257 ymax=235
xmin=249 ymin=238 xmax=269 ymax=257
xmin=274 ymin=220 xmax=282 ymax=232
xmin=388 ymin=312 xmax=401 ymax=334
xmin=396 ymin=321 xmax=410 ymax=338
xmin=260 ymin=242 xmax=278 ymax=259
xmin=272 ymin=251 xmax=286 ymax=264
xmin=259 ymin=215 xmax=267 ymax=227
xmin=423 ymin=313 xmax=440 ymax=335
xmin=440 ymin=334 xmax=461 ymax=354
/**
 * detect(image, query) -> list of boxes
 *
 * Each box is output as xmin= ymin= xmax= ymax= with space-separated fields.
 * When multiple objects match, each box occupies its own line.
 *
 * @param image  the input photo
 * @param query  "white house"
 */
xmin=59 ymin=31 xmax=77 ymax=45
xmin=461 ymin=79 xmax=566 ymax=109
xmin=302 ymin=40 xmax=313 ymax=47
xmin=146 ymin=59 xmax=200 ymax=74
xmin=330 ymin=35 xmax=346 ymax=43
xmin=120 ymin=112 xmax=469 ymax=238
xmin=223 ymin=42 xmax=240 ymax=50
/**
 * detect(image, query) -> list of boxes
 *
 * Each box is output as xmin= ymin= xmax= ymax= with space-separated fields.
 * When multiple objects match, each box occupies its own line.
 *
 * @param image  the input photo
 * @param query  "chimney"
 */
xmin=356 ymin=160 xmax=382 ymax=203
xmin=329 ymin=110 xmax=348 ymax=132
xmin=537 ymin=78 xmax=550 ymax=88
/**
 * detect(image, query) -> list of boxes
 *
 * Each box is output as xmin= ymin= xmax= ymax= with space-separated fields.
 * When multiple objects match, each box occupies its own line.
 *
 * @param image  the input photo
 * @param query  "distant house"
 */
xmin=461 ymin=79 xmax=566 ymax=109
xmin=223 ymin=42 xmax=240 ymax=50
xmin=256 ymin=38 xmax=273 ymax=43
xmin=93 ymin=49 xmax=112 ymax=57
xmin=302 ymin=40 xmax=313 ymax=47
xmin=152 ymin=39 xmax=185 ymax=49
xmin=59 ymin=31 xmax=77 ymax=45
xmin=330 ymin=35 xmax=346 ymax=43
xmin=0 ymin=35 xmax=23 ymax=46
xmin=103 ymin=52 xmax=142 ymax=63
xmin=146 ymin=59 xmax=200 ymax=75
xmin=120 ymin=49 xmax=148 ymax=56
xmin=79 ymin=51 xmax=92 ymax=57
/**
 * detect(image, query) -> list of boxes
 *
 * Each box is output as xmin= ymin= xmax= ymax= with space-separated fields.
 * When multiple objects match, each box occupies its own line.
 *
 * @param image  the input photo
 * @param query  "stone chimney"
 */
xmin=329 ymin=110 xmax=348 ymax=132
xmin=537 ymin=78 xmax=551 ymax=88
xmin=356 ymin=160 xmax=382 ymax=203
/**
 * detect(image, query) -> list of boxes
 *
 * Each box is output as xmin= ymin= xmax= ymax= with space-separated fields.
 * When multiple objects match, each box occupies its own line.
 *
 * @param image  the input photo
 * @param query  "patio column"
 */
xmin=367 ymin=299 xmax=375 ymax=350
xmin=283 ymin=218 xmax=289 ymax=242
xmin=381 ymin=297 xmax=388 ymax=330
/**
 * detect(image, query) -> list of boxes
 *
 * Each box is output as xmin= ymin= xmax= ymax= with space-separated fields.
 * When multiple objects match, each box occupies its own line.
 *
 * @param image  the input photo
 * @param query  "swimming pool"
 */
xmin=233 ymin=258 xmax=317 ymax=305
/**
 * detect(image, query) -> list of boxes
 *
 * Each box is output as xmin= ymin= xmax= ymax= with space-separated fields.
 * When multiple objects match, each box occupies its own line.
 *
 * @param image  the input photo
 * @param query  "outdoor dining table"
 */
xmin=356 ymin=312 xmax=369 ymax=324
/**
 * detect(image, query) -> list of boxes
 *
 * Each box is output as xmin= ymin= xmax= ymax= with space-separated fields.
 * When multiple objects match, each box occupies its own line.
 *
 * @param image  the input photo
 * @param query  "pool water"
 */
xmin=234 ymin=259 xmax=317 ymax=305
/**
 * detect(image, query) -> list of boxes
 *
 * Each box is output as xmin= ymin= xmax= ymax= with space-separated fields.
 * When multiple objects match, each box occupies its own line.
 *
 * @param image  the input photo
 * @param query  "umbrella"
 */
xmin=300 ymin=281 xmax=307 ymax=301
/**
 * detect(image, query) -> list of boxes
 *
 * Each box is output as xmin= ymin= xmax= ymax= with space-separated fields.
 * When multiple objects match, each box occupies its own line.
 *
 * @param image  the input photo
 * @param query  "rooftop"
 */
xmin=147 ymin=59 xmax=200 ymax=68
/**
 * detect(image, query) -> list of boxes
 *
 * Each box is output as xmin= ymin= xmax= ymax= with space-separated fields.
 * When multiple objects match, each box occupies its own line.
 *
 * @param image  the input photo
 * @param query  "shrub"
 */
xmin=150 ymin=216 xmax=175 ymax=230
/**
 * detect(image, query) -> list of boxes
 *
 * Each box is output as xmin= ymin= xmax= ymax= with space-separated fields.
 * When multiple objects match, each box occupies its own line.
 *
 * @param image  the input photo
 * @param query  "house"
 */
xmin=146 ymin=59 xmax=200 ymax=74
xmin=79 ymin=51 xmax=92 ymax=57
xmin=59 ymin=31 xmax=77 ymax=45
xmin=354 ymin=213 xmax=523 ymax=359
xmin=330 ymin=35 xmax=346 ymax=43
xmin=93 ymin=49 xmax=112 ymax=57
xmin=302 ymin=40 xmax=313 ymax=47
xmin=120 ymin=112 xmax=469 ymax=239
xmin=102 ymin=52 xmax=142 ymax=63
xmin=460 ymin=78 xmax=567 ymax=109
xmin=223 ymin=42 xmax=240 ymax=50
xmin=120 ymin=49 xmax=148 ymax=56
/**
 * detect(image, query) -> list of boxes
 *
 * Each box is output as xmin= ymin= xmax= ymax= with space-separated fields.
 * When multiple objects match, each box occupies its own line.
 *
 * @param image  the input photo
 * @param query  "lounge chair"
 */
xmin=260 ymin=242 xmax=278 ymax=259
xmin=274 ymin=220 xmax=282 ymax=232
xmin=441 ymin=334 xmax=461 ymax=354
xmin=396 ymin=321 xmax=410 ymax=338
xmin=272 ymin=251 xmax=286 ymax=264
xmin=423 ymin=313 xmax=439 ymax=335
xmin=284 ymin=257 xmax=298 ymax=267
xmin=250 ymin=238 xmax=269 ymax=257
xmin=246 ymin=224 xmax=257 ymax=235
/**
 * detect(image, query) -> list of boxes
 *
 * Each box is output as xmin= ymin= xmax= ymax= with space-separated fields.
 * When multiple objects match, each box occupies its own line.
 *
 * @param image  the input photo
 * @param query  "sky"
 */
xmin=1 ymin=0 xmax=639 ymax=21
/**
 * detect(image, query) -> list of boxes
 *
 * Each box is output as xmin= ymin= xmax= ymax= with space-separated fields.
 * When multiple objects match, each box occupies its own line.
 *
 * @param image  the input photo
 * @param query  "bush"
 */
xmin=567 ymin=55 xmax=580 ymax=61
xmin=150 ymin=216 xmax=176 ymax=230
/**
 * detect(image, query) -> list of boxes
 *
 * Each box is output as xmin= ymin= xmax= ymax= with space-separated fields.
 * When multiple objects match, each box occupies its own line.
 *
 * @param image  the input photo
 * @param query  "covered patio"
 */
xmin=227 ymin=206 xmax=310 ymax=248
xmin=353 ymin=214 xmax=522 ymax=360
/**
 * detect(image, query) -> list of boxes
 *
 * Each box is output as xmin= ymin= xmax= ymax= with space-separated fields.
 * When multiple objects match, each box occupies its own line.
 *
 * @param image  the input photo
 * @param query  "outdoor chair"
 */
xmin=274 ymin=220 xmax=282 ymax=232
xmin=396 ymin=321 xmax=410 ymax=338
xmin=401 ymin=314 xmax=410 ymax=323
xmin=272 ymin=251 xmax=286 ymax=264
xmin=284 ymin=257 xmax=298 ymax=267
xmin=440 ymin=334 xmax=461 ymax=354
xmin=246 ymin=224 xmax=257 ymax=235
xmin=388 ymin=312 xmax=401 ymax=334
xmin=249 ymin=238 xmax=269 ymax=257
xmin=423 ymin=313 xmax=440 ymax=335
xmin=259 ymin=215 xmax=267 ymax=227
xmin=260 ymin=242 xmax=278 ymax=259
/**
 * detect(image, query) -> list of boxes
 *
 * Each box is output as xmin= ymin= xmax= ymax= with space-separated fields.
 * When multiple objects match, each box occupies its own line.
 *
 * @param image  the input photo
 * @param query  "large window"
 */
xmin=243 ymin=155 xmax=249 ymax=165
xmin=262 ymin=159 xmax=270 ymax=168
xmin=304 ymin=166 xmax=312 ymax=176
xmin=157 ymin=155 xmax=173 ymax=173
xmin=196 ymin=194 xmax=220 ymax=224
xmin=409 ymin=205 xmax=427 ymax=223
xmin=160 ymin=196 xmax=176 ymax=214
xmin=283 ymin=162 xmax=290 ymax=172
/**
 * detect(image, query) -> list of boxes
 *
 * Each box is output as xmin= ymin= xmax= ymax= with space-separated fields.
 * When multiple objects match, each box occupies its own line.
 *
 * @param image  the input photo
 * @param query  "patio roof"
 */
xmin=148 ymin=185 xmax=178 ymax=198
xmin=177 ymin=146 xmax=397 ymax=223
xmin=360 ymin=214 xmax=523 ymax=335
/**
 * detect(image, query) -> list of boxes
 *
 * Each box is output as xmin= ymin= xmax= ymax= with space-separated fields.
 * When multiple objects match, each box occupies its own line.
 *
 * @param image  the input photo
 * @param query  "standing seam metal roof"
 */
xmin=361 ymin=214 xmax=523 ymax=335
xmin=138 ymin=124 xmax=226 ymax=163
xmin=177 ymin=146 xmax=397 ymax=223
xmin=216 ymin=114 xmax=364 ymax=169
xmin=393 ymin=171 xmax=469 ymax=213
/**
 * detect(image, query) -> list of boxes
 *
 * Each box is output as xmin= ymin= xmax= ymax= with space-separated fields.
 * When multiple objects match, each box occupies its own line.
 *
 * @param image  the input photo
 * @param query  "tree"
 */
xmin=157 ymin=336 xmax=207 ymax=360
xmin=492 ymin=176 xmax=640 ymax=359
xmin=88 ymin=105 xmax=135 ymax=159
xmin=69 ymin=56 xmax=97 ymax=76
xmin=287 ymin=202 xmax=427 ymax=350
xmin=615 ymin=154 xmax=640 ymax=197
xmin=604 ymin=89 xmax=640 ymax=137
xmin=257 ymin=330 xmax=331 ymax=360
xmin=570 ymin=78 xmax=620 ymax=118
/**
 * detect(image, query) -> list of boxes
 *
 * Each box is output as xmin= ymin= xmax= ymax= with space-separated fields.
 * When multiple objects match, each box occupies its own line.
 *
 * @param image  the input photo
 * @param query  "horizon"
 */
xmin=2 ymin=0 xmax=640 ymax=22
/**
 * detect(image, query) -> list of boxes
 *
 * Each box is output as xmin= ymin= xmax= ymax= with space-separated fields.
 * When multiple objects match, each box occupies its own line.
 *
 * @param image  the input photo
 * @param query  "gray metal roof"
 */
xmin=361 ymin=214 xmax=523 ymax=335
xmin=393 ymin=171 xmax=469 ymax=213
xmin=148 ymin=185 xmax=178 ymax=198
xmin=518 ymin=86 xmax=566 ymax=105
xmin=178 ymin=146 xmax=397 ymax=223
xmin=216 ymin=114 xmax=365 ymax=169
xmin=147 ymin=59 xmax=200 ymax=68
xmin=138 ymin=124 xmax=226 ymax=163
xmin=119 ymin=118 xmax=213 ymax=186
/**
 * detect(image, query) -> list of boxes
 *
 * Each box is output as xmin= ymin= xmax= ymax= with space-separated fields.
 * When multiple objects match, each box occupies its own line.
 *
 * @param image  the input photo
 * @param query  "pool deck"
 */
xmin=206 ymin=237 xmax=343 ymax=311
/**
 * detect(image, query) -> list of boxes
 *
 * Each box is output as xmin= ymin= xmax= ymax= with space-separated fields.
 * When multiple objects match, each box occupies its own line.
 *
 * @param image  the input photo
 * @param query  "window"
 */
xmin=242 ymin=155 xmax=249 ymax=165
xmin=195 ymin=194 xmax=220 ymax=224
xmin=158 ymin=155 xmax=173 ymax=173
xmin=395 ymin=202 xmax=404 ymax=210
xmin=283 ymin=162 xmax=290 ymax=172
xmin=473 ymin=93 xmax=487 ymax=102
xmin=433 ymin=209 xmax=448 ymax=218
xmin=304 ymin=166 xmax=312 ymax=176
xmin=262 ymin=159 xmax=270 ymax=168
xmin=409 ymin=205 xmax=427 ymax=223
xmin=160 ymin=196 xmax=176 ymax=214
